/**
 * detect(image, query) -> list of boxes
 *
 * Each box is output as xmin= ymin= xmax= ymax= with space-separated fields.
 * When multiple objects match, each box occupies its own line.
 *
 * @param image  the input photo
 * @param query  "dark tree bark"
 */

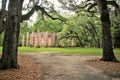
xmin=0 ymin=11 xmax=4 ymax=34
xmin=0 ymin=0 xmax=24 ymax=70
xmin=95 ymin=0 xmax=117 ymax=62
xmin=0 ymin=0 xmax=7 ymax=34
xmin=2 ymin=0 xmax=7 ymax=10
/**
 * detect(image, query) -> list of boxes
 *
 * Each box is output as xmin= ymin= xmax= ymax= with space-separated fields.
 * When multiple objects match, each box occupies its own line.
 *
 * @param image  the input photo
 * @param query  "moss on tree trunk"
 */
xmin=0 ymin=0 xmax=24 ymax=70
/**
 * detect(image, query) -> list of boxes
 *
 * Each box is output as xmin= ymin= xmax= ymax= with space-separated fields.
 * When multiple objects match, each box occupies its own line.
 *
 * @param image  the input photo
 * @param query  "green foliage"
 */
xmin=110 ymin=15 xmax=120 ymax=48
xmin=0 ymin=32 xmax=4 ymax=46
xmin=32 ymin=11 xmax=63 ymax=32
xmin=19 ymin=22 xmax=31 ymax=46
xmin=58 ymin=38 xmax=72 ymax=47
xmin=33 ymin=18 xmax=62 ymax=32
xmin=18 ymin=1 xmax=119 ymax=48
xmin=58 ymin=12 xmax=102 ymax=47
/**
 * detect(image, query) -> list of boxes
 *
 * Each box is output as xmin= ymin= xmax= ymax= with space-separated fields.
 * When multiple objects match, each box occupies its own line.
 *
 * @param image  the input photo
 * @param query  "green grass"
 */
xmin=0 ymin=47 xmax=119 ymax=55
xmin=0 ymin=47 xmax=2 ymax=53
xmin=18 ymin=47 xmax=103 ymax=55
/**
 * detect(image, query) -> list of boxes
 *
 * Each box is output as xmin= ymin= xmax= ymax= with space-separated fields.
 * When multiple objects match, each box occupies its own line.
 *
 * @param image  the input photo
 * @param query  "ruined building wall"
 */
xmin=22 ymin=31 xmax=56 ymax=47
xmin=22 ymin=31 xmax=76 ymax=47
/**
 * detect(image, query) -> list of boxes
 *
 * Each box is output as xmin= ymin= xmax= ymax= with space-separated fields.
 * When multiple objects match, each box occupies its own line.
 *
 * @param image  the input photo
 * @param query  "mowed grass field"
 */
xmin=0 ymin=47 xmax=119 ymax=55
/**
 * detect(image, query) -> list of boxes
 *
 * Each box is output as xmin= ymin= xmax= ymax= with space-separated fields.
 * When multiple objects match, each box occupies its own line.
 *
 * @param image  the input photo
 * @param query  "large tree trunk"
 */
xmin=95 ymin=0 xmax=117 ymax=61
xmin=0 ymin=0 xmax=24 ymax=70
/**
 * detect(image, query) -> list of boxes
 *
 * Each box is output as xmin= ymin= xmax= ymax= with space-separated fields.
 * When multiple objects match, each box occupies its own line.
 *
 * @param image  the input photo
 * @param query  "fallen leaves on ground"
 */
xmin=85 ymin=55 xmax=120 ymax=76
xmin=0 ymin=55 xmax=42 ymax=80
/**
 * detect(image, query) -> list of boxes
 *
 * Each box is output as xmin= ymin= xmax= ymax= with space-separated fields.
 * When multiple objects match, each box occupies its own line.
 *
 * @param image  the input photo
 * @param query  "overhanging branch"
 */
xmin=87 ymin=1 xmax=120 ymax=15
xmin=21 ymin=5 xmax=65 ymax=22
xmin=35 ymin=5 xmax=65 ymax=22
xmin=21 ymin=6 xmax=35 ymax=21
xmin=87 ymin=3 xmax=97 ymax=12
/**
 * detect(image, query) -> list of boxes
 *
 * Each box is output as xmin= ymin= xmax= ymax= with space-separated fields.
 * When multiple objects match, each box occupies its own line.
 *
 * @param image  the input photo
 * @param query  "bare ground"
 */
xmin=0 ymin=55 xmax=42 ymax=80
xmin=32 ymin=52 xmax=120 ymax=80
xmin=0 ymin=53 xmax=120 ymax=80
xmin=85 ymin=58 xmax=120 ymax=77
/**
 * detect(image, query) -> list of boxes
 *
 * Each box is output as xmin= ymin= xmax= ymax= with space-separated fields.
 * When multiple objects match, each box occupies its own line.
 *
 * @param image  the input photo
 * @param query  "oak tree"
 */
xmin=0 ymin=0 xmax=63 ymax=70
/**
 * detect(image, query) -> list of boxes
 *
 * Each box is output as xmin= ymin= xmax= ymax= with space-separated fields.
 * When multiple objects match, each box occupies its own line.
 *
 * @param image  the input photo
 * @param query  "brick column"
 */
xmin=44 ymin=32 xmax=48 ymax=47
xmin=52 ymin=33 xmax=56 ymax=46
xmin=26 ymin=32 xmax=29 ymax=46
xmin=48 ymin=34 xmax=51 ymax=47
xmin=37 ymin=30 xmax=40 ymax=47
xmin=71 ymin=36 xmax=77 ymax=47
xmin=22 ymin=35 xmax=25 ymax=46
xmin=30 ymin=32 xmax=34 ymax=47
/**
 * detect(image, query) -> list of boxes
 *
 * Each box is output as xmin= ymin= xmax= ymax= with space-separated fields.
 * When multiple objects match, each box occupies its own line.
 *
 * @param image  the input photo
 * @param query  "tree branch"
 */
xmin=21 ymin=6 xmax=35 ymax=21
xmin=87 ymin=1 xmax=120 ymax=15
xmin=87 ymin=3 xmax=97 ymax=12
xmin=21 ymin=5 xmax=65 ymax=22
xmin=107 ymin=1 xmax=120 ymax=16
xmin=36 ymin=5 xmax=65 ymax=22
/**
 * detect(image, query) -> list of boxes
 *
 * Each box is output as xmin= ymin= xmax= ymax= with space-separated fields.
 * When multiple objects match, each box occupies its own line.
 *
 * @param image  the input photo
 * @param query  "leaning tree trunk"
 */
xmin=0 ymin=0 xmax=24 ymax=70
xmin=95 ymin=0 xmax=117 ymax=61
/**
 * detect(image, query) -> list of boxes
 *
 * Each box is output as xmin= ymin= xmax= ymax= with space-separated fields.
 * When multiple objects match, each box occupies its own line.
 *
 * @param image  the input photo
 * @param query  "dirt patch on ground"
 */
xmin=32 ymin=52 xmax=120 ymax=80
xmin=85 ymin=56 xmax=120 ymax=77
xmin=0 ymin=55 xmax=42 ymax=80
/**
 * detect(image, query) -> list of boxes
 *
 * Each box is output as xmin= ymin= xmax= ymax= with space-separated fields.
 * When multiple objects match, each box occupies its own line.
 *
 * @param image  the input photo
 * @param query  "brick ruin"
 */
xmin=22 ymin=31 xmax=77 ymax=47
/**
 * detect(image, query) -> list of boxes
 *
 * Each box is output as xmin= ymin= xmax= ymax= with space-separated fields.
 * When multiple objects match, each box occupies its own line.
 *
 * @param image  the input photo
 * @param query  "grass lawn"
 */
xmin=1 ymin=47 xmax=119 ymax=55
